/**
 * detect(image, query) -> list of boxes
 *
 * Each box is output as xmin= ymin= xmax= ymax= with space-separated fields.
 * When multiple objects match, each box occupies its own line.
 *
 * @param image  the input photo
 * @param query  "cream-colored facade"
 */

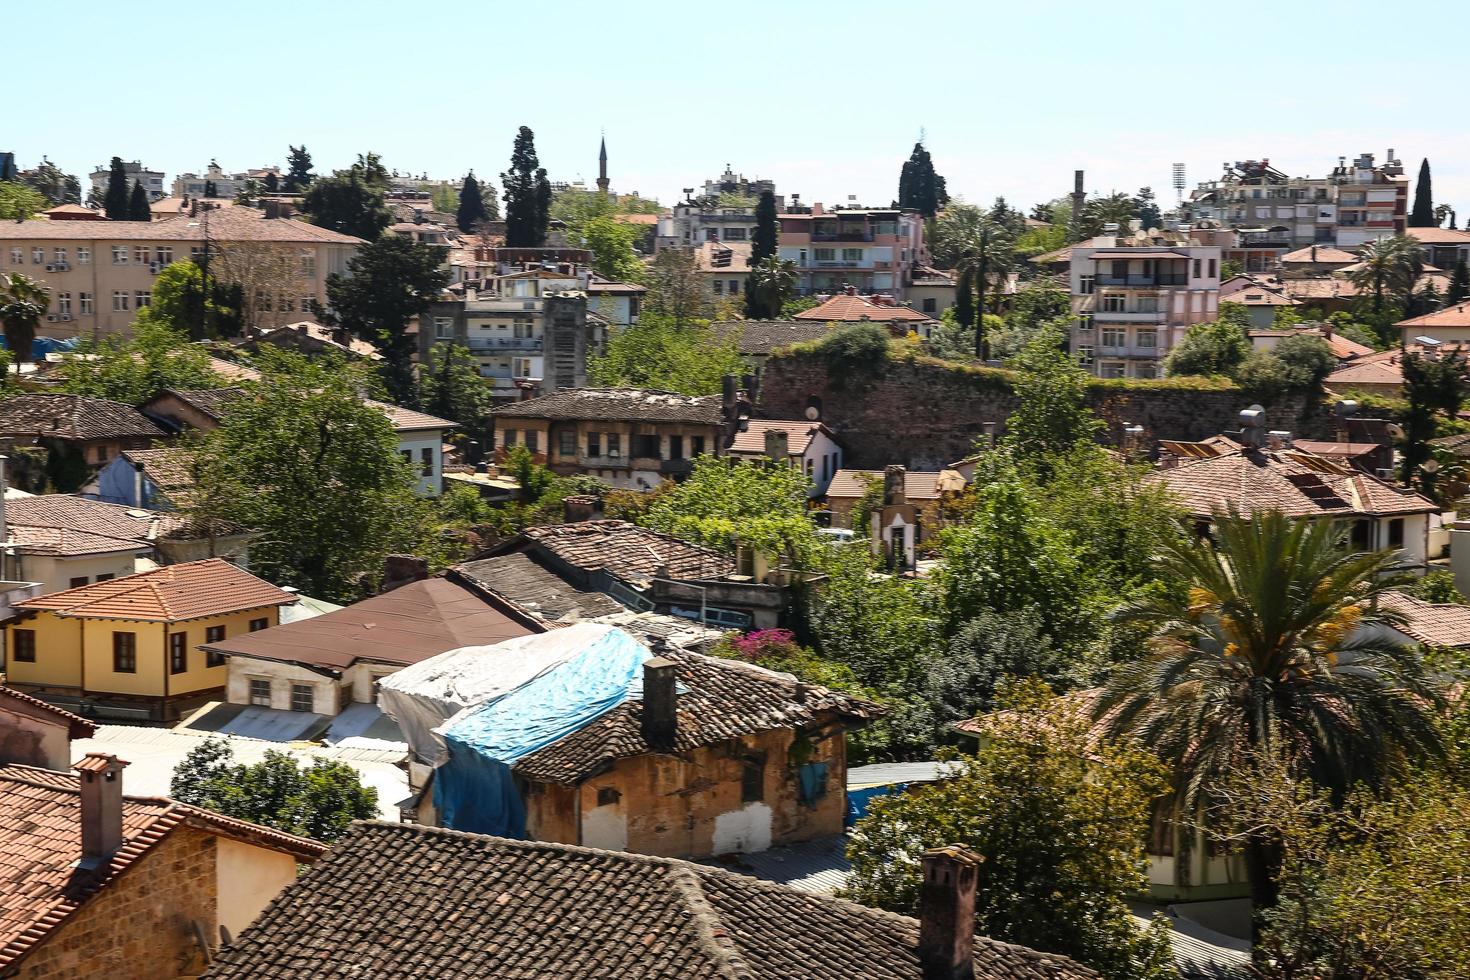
xmin=0 ymin=210 xmax=362 ymax=339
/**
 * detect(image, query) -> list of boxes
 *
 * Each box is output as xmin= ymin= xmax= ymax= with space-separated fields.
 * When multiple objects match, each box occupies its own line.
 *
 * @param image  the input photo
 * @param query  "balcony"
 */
xmin=468 ymin=337 xmax=542 ymax=351
xmin=1098 ymin=344 xmax=1163 ymax=358
xmin=1094 ymin=274 xmax=1188 ymax=287
xmin=1092 ymin=310 xmax=1167 ymax=323
xmin=660 ymin=458 xmax=694 ymax=477
xmin=814 ymin=260 xmax=862 ymax=268
xmin=811 ymin=231 xmax=874 ymax=242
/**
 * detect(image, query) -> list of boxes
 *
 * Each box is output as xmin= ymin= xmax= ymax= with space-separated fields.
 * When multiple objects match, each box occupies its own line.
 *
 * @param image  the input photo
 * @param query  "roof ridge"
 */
xmin=666 ymin=865 xmax=757 ymax=979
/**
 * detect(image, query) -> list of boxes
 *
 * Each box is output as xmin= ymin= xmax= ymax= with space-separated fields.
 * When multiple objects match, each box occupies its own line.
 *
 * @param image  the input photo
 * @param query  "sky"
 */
xmin=12 ymin=0 xmax=1470 ymax=219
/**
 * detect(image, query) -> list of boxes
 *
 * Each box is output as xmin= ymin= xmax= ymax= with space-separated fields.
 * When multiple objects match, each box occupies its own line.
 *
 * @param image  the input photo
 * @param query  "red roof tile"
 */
xmin=793 ymin=294 xmax=934 ymax=322
xmin=826 ymin=469 xmax=942 ymax=500
xmin=17 ymin=558 xmax=295 ymax=622
xmin=726 ymin=419 xmax=831 ymax=457
xmin=0 ymin=686 xmax=96 ymax=738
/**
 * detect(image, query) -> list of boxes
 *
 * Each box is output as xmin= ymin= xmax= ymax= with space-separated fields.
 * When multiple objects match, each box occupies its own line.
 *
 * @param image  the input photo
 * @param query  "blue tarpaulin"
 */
xmin=0 ymin=336 xmax=81 ymax=360
xmin=435 ymin=627 xmax=649 ymax=837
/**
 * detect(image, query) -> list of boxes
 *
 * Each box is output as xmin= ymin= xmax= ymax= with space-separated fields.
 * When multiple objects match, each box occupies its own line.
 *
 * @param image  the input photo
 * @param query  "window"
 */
xmin=79 ymin=292 xmax=93 ymax=315
xmin=111 ymin=245 xmax=128 ymax=265
xmin=112 ymin=632 xmax=136 ymax=673
xmin=1136 ymin=330 xmax=1158 ymax=349
xmin=1208 ymin=258 xmax=1217 ymax=279
xmin=587 ymin=432 xmax=601 ymax=456
xmin=291 ymin=684 xmax=314 ymax=713
xmin=58 ymin=293 xmax=71 ymax=315
xmin=728 ymin=279 xmax=739 ymax=294
xmin=169 ymin=632 xmax=188 ymax=674
xmin=94 ymin=445 xmax=110 ymax=464
xmin=1101 ymin=361 xmax=1127 ymax=379
xmin=691 ymin=435 xmax=705 ymax=456
xmin=712 ymin=279 xmax=724 ymax=295
xmin=524 ymin=430 xmax=538 ymax=453
xmin=606 ymin=433 xmax=621 ymax=457
xmin=206 ymin=647 xmax=226 ymax=668
xmin=1192 ymin=259 xmax=1202 ymax=278
xmin=95 ymin=573 xmax=113 ymax=582
xmin=135 ymin=290 xmax=151 ymax=308
xmin=559 ymin=431 xmax=576 ymax=457
xmin=69 ymin=576 xmax=89 ymax=588
xmin=53 ymin=248 xmax=67 ymax=264
xmin=249 ymin=678 xmax=271 ymax=706
xmin=922 ymin=298 xmax=936 ymax=313
xmin=32 ymin=247 xmax=43 ymax=264
xmin=1136 ymin=363 xmax=1159 ymax=379
xmin=512 ymin=357 xmax=533 ymax=377
xmin=1100 ymin=294 xmax=1126 ymax=312
xmin=246 ymin=618 xmax=268 ymax=633
xmin=1388 ymin=518 xmax=1405 ymax=548
xmin=668 ymin=435 xmax=684 ymax=460
xmin=300 ymin=252 xmax=316 ymax=278
xmin=1076 ymin=345 xmax=1094 ymax=367
xmin=740 ymin=753 xmax=766 ymax=803
xmin=723 ymin=227 xmax=747 ymax=241
xmin=77 ymin=247 xmax=90 ymax=265
xmin=8 ymin=248 xmax=20 ymax=265
xmin=206 ymin=625 xmax=225 ymax=644
xmin=155 ymin=246 xmax=173 ymax=265
xmin=814 ymin=248 xmax=836 ymax=261
xmin=13 ymin=629 xmax=36 ymax=663
xmin=133 ymin=246 xmax=149 ymax=264
xmin=502 ymin=429 xmax=517 ymax=447
xmin=1100 ymin=328 xmax=1126 ymax=348
xmin=1076 ymin=313 xmax=1093 ymax=332
xmin=420 ymin=447 xmax=433 ymax=476
xmin=112 ymin=291 xmax=130 ymax=312
xmin=596 ymin=786 xmax=621 ymax=807
xmin=842 ymin=248 xmax=863 ymax=262
xmin=632 ymin=434 xmax=660 ymax=459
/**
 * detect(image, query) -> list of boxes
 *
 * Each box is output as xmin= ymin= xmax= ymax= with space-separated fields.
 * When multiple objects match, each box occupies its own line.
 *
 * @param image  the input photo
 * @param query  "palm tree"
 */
xmin=1348 ymin=234 xmax=1424 ymax=321
xmin=743 ymin=256 xmax=797 ymax=320
xmin=953 ymin=219 xmax=1013 ymax=361
xmin=1095 ymin=509 xmax=1443 ymax=911
xmin=0 ymin=272 xmax=49 ymax=367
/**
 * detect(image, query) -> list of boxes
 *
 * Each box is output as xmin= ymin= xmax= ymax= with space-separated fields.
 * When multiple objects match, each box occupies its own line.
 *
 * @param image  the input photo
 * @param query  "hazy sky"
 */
xmin=12 ymin=0 xmax=1470 ymax=218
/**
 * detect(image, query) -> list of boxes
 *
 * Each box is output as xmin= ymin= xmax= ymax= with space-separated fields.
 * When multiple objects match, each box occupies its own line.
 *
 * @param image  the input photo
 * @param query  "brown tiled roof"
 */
xmin=510 ymin=520 xmax=735 ymax=581
xmin=727 ymin=419 xmax=830 ymax=457
xmin=1289 ymin=440 xmax=1384 ymax=458
xmin=0 ymin=207 xmax=363 ymax=244
xmin=453 ymin=554 xmax=624 ymax=621
xmin=365 ymin=399 xmax=455 ymax=432
xmin=515 ymin=651 xmax=884 ymax=784
xmin=17 ymin=558 xmax=295 ymax=623
xmin=827 ymin=469 xmax=942 ymax=500
xmin=250 ymin=322 xmax=384 ymax=360
xmin=0 ymin=394 xmax=167 ymax=441
xmin=711 ymin=319 xmax=835 ymax=355
xmin=7 ymin=526 xmax=149 ymax=558
xmin=1150 ymin=449 xmax=1437 ymax=520
xmin=587 ymin=276 xmax=648 ymax=295
xmin=793 ymin=294 xmax=934 ymax=322
xmin=493 ymin=388 xmax=725 ymax=425
xmin=1279 ymin=245 xmax=1357 ymax=264
xmin=0 ymin=686 xmax=96 ymax=738
xmin=200 ymin=576 xmax=544 ymax=673
xmin=0 ymin=761 xmax=323 ymax=972
xmin=205 ymin=821 xmax=1097 ymax=980
xmin=151 ymin=387 xmax=247 ymax=422
xmin=1405 ymin=228 xmax=1470 ymax=245
xmin=5 ymin=494 xmax=189 ymax=549
xmin=1396 ymin=304 xmax=1470 ymax=330
xmin=121 ymin=446 xmax=198 ymax=498
xmin=1379 ymin=591 xmax=1470 ymax=648
xmin=146 ymin=387 xmax=453 ymax=433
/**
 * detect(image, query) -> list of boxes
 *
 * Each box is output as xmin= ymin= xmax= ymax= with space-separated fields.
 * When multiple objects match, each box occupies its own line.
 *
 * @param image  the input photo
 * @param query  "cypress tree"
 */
xmin=897 ymin=142 xmax=948 ymax=218
xmin=456 ymin=172 xmax=488 ymax=233
xmin=751 ymin=190 xmax=778 ymax=265
xmin=103 ymin=156 xmax=130 ymax=220
xmin=284 ymin=145 xmax=314 ymax=192
xmin=1410 ymin=158 xmax=1435 ymax=227
xmin=1450 ymin=259 xmax=1470 ymax=306
xmin=127 ymin=181 xmax=150 ymax=221
xmin=264 ymin=171 xmax=279 ymax=193
xmin=204 ymin=180 xmax=218 ymax=199
xmin=954 ymin=268 xmax=974 ymax=328
xmin=501 ymin=126 xmax=551 ymax=248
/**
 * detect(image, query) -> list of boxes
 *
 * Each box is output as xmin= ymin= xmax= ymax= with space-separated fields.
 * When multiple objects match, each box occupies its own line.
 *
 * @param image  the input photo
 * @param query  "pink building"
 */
xmin=776 ymin=205 xmax=927 ymax=298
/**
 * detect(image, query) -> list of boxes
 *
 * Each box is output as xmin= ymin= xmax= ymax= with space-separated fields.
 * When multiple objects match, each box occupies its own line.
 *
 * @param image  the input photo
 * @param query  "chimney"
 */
xmin=133 ymin=457 xmax=146 ymax=508
xmin=764 ymin=428 xmax=790 ymax=462
xmin=884 ymin=464 xmax=907 ymax=507
xmin=918 ymin=845 xmax=983 ymax=980
xmin=641 ymin=657 xmax=678 ymax=752
xmin=562 ymin=493 xmax=599 ymax=523
xmin=73 ymin=754 xmax=129 ymax=868
xmin=380 ymin=554 xmax=429 ymax=593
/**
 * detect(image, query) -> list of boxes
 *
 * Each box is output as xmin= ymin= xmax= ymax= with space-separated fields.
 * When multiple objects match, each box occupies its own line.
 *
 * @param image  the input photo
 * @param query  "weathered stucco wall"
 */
xmin=757 ymin=351 xmax=1330 ymax=470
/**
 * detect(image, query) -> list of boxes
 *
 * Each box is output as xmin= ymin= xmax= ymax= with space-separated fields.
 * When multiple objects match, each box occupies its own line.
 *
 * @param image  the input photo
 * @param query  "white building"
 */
xmin=88 ymin=160 xmax=165 ymax=201
xmin=725 ymin=420 xmax=844 ymax=497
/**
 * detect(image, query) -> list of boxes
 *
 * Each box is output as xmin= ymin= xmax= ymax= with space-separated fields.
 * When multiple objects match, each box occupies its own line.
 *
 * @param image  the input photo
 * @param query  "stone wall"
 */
xmin=17 ymin=826 xmax=217 ymax=980
xmin=757 ymin=351 xmax=1331 ymax=470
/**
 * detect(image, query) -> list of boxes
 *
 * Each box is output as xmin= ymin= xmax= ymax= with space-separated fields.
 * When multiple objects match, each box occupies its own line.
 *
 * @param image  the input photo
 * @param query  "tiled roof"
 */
xmin=1279 ymin=246 xmax=1357 ymax=264
xmin=1405 ymin=227 xmax=1470 ymax=245
xmin=8 ymin=526 xmax=149 ymax=558
xmin=121 ymin=446 xmax=198 ymax=498
xmin=727 ymin=419 xmax=830 ymax=457
xmin=1288 ymin=440 xmax=1384 ymax=458
xmin=0 ymin=686 xmax=96 ymax=738
xmin=493 ymin=388 xmax=725 ymax=424
xmin=200 ymin=576 xmax=543 ymax=673
xmin=587 ymin=276 xmax=649 ymax=295
xmin=0 ymin=761 xmax=323 ymax=972
xmin=711 ymin=319 xmax=835 ymax=355
xmin=453 ymin=553 xmax=624 ymax=621
xmin=1327 ymin=357 xmax=1406 ymax=387
xmin=793 ymin=294 xmax=934 ymax=322
xmin=147 ymin=388 xmax=453 ymax=433
xmin=1150 ymin=449 xmax=1437 ymax=520
xmin=514 ymin=651 xmax=884 ymax=784
xmin=365 ymin=399 xmax=455 ymax=432
xmin=154 ymin=387 xmax=247 ymax=422
xmin=510 ymin=520 xmax=735 ymax=581
xmin=1396 ymin=304 xmax=1470 ymax=330
xmin=0 ymin=394 xmax=167 ymax=441
xmin=0 ymin=207 xmax=364 ymax=244
xmin=1379 ymin=591 xmax=1470 ymax=648
xmin=17 ymin=558 xmax=296 ymax=623
xmin=250 ymin=322 xmax=384 ymax=360
xmin=205 ymin=821 xmax=1097 ymax=980
xmin=5 ymin=494 xmax=189 ymax=550
xmin=827 ymin=469 xmax=942 ymax=500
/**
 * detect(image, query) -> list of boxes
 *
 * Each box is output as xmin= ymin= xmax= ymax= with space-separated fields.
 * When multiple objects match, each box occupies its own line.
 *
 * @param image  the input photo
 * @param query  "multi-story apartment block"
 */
xmin=88 ymin=160 xmax=165 ymax=201
xmin=0 ymin=208 xmax=363 ymax=338
xmin=776 ymin=205 xmax=927 ymax=298
xmin=1069 ymin=241 xmax=1221 ymax=380
xmin=171 ymin=161 xmax=281 ymax=199
xmin=654 ymin=167 xmax=783 ymax=250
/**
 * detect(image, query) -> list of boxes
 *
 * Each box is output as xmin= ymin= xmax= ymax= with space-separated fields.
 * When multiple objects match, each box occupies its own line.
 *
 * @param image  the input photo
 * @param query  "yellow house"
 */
xmin=4 ymin=559 xmax=296 ymax=721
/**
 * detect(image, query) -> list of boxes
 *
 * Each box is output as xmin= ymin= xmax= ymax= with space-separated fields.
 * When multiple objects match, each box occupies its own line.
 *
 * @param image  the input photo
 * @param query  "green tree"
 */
xmin=951 ymin=219 xmax=1014 ymax=359
xmin=588 ymin=312 xmax=743 ymax=394
xmin=1349 ymin=234 xmax=1423 ymax=319
xmin=1134 ymin=186 xmax=1162 ymax=230
xmin=0 ymin=272 xmax=48 ymax=365
xmin=501 ymin=126 xmax=552 ymax=248
xmin=233 ymin=179 xmax=263 ymax=207
xmin=0 ymin=181 xmax=48 ymax=220
xmin=1075 ymin=192 xmax=1140 ymax=240
xmin=1005 ymin=327 xmax=1102 ymax=464
xmin=579 ymin=215 xmax=644 ymax=282
xmin=20 ymin=160 xmax=81 ymax=205
xmin=644 ymin=455 xmax=817 ymax=564
xmin=953 ymin=268 xmax=974 ymax=328
xmin=323 ymin=235 xmax=451 ymax=403
xmin=750 ymin=189 xmax=778 ymax=265
xmin=54 ymin=319 xmax=224 ymax=403
xmin=283 ymin=145 xmax=314 ymax=192
xmin=263 ymin=171 xmax=279 ymax=193
xmin=743 ymin=255 xmax=797 ymax=320
xmin=1410 ymin=157 xmax=1436 ymax=228
xmin=137 ymin=259 xmax=240 ymax=341
xmin=896 ymin=141 xmax=948 ymax=218
xmin=1162 ymin=315 xmax=1251 ymax=377
xmin=190 ymin=350 xmax=434 ymax=601
xmin=806 ymin=544 xmax=939 ymax=693
xmin=1449 ymin=258 xmax=1470 ymax=305
xmin=1399 ymin=347 xmax=1466 ymax=485
xmin=169 ymin=738 xmax=378 ymax=843
xmin=103 ymin=156 xmax=130 ymax=220
xmin=643 ymin=247 xmax=707 ymax=326
xmin=127 ymin=180 xmax=150 ymax=221
xmin=845 ymin=685 xmax=1174 ymax=980
xmin=301 ymin=169 xmax=391 ymax=241
xmin=418 ymin=343 xmax=495 ymax=433
xmin=455 ymin=171 xmax=489 ymax=233
xmin=1096 ymin=510 xmax=1444 ymax=911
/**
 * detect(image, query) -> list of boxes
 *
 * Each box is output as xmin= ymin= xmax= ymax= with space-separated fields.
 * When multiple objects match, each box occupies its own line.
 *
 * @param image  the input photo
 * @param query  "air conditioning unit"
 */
xmin=44 ymin=264 xmax=56 ymax=273
xmin=55 ymin=262 xmax=68 ymax=271
xmin=148 ymin=262 xmax=161 ymax=274
xmin=45 ymin=314 xmax=57 ymax=322
xmin=608 ymin=450 xmax=621 ymax=458
xmin=61 ymin=314 xmax=72 ymax=321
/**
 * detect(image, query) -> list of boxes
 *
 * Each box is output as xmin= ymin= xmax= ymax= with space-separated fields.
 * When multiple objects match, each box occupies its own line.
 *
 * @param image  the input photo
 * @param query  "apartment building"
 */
xmin=776 ymin=205 xmax=927 ymax=298
xmin=0 ymin=208 xmax=363 ymax=338
xmin=87 ymin=160 xmax=164 ymax=201
xmin=1069 ymin=241 xmax=1221 ymax=379
xmin=171 ymin=161 xmax=281 ymax=199
xmin=654 ymin=166 xmax=783 ymax=251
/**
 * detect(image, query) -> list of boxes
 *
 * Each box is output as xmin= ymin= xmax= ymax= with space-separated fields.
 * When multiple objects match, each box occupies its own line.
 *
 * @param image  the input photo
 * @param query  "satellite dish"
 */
xmin=1247 ymin=404 xmax=1265 ymax=415
xmin=1386 ymin=422 xmax=1407 ymax=441
xmin=1422 ymin=458 xmax=1441 ymax=474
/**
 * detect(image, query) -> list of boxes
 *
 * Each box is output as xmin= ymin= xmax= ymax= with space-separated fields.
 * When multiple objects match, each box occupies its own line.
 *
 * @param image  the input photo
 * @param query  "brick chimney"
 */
xmin=884 ymin=464 xmax=907 ymax=507
xmin=73 ymin=754 xmax=129 ymax=869
xmin=381 ymin=554 xmax=429 ymax=593
xmin=562 ymin=493 xmax=600 ymax=523
xmin=641 ymin=657 xmax=678 ymax=752
xmin=918 ymin=845 xmax=984 ymax=980
xmin=764 ymin=428 xmax=789 ymax=462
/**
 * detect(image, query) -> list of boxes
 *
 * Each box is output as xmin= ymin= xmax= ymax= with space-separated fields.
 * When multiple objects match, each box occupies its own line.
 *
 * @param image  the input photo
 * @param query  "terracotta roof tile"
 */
xmin=17 ymin=558 xmax=295 ymax=622
xmin=0 ymin=686 xmax=96 ymax=738
xmin=5 ymin=495 xmax=190 ymax=553
xmin=508 ymin=520 xmax=735 ymax=582
xmin=1379 ymin=591 xmax=1470 ymax=647
xmin=205 ymin=821 xmax=1099 ymax=979
xmin=493 ymin=388 xmax=725 ymax=425
xmin=1279 ymin=246 xmax=1357 ymax=264
xmin=0 ymin=394 xmax=167 ymax=441
xmin=0 ymin=207 xmax=364 ymax=244
xmin=726 ymin=419 xmax=829 ymax=457
xmin=1405 ymin=228 xmax=1470 ymax=245
xmin=453 ymin=554 xmax=624 ymax=621
xmin=827 ymin=469 xmax=942 ymax=500
xmin=794 ymin=294 xmax=934 ymax=322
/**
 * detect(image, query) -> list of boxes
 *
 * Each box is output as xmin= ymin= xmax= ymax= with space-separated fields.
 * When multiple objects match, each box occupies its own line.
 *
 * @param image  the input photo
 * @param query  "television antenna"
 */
xmin=1172 ymin=163 xmax=1187 ymax=205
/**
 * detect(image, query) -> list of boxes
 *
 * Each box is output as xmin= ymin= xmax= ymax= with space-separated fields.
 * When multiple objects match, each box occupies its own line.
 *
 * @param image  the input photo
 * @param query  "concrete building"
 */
xmin=88 ymin=160 xmax=165 ymax=201
xmin=654 ymin=166 xmax=782 ymax=251
xmin=170 ymin=161 xmax=280 ymax=200
xmin=726 ymin=420 xmax=844 ymax=497
xmin=776 ymin=205 xmax=928 ymax=298
xmin=1068 ymin=240 xmax=1221 ymax=379
xmin=0 ymin=207 xmax=364 ymax=338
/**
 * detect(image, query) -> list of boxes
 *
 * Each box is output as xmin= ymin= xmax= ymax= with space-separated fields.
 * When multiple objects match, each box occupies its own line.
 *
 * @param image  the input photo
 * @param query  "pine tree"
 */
xmin=456 ymin=172 xmax=488 ymax=233
xmin=284 ymin=145 xmax=314 ymax=192
xmin=1410 ymin=158 xmax=1436 ymax=228
xmin=103 ymin=156 xmax=130 ymax=220
xmin=127 ymin=181 xmax=150 ymax=221
xmin=264 ymin=171 xmax=279 ymax=193
xmin=954 ymin=268 xmax=974 ymax=328
xmin=1451 ymin=259 xmax=1470 ymax=306
xmin=751 ymin=190 xmax=778 ymax=265
xmin=501 ymin=127 xmax=551 ymax=248
xmin=897 ymin=142 xmax=948 ymax=218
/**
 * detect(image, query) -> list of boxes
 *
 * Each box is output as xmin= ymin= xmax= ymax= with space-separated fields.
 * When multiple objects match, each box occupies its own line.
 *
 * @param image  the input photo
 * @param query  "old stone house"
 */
xmin=0 ymin=394 xmax=168 ymax=481
xmin=0 ymin=685 xmax=96 ymax=770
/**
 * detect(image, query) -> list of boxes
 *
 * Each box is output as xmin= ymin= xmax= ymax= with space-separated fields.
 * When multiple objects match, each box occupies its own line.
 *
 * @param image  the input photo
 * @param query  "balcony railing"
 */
xmin=813 ymin=260 xmax=862 ymax=268
xmin=1092 ymin=310 xmax=1167 ymax=322
xmin=1094 ymin=274 xmax=1188 ymax=287
xmin=468 ymin=337 xmax=542 ymax=350
xmin=811 ymin=232 xmax=874 ymax=242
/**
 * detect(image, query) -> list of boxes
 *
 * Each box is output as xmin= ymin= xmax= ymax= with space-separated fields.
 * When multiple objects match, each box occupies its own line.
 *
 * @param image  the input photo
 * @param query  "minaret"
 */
xmin=596 ymin=135 xmax=609 ymax=197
